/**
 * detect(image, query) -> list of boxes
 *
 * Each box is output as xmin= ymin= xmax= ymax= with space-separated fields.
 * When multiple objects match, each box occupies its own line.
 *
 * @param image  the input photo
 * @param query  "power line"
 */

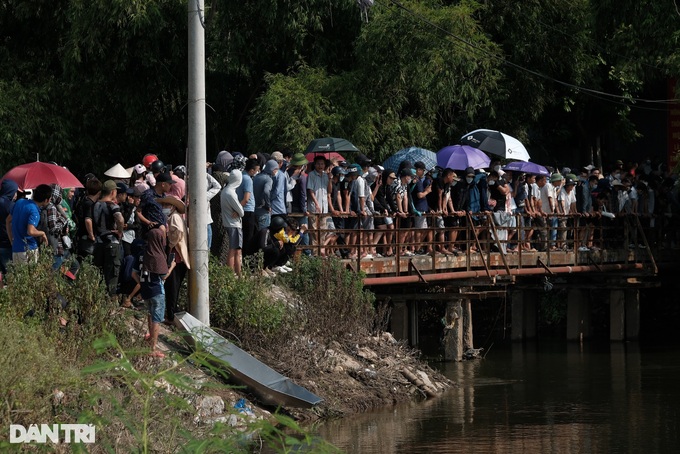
xmin=376 ymin=0 xmax=678 ymax=106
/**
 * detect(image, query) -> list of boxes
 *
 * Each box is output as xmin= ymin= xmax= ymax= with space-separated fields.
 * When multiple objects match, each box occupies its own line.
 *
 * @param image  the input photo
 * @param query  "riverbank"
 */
xmin=0 ymin=255 xmax=453 ymax=451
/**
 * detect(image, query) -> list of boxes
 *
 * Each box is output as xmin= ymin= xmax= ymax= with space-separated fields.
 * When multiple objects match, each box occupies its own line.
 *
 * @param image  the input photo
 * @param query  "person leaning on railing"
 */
xmin=372 ymin=167 xmax=397 ymax=257
xmin=556 ymin=177 xmax=577 ymax=251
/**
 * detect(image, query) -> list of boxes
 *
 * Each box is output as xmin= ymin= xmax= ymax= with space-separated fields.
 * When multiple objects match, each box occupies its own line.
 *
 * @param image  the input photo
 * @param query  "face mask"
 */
xmin=451 ymin=181 xmax=458 ymax=187
xmin=405 ymin=178 xmax=412 ymax=185
xmin=362 ymin=172 xmax=369 ymax=178
xmin=339 ymin=176 xmax=345 ymax=182
xmin=162 ymin=208 xmax=172 ymax=216
xmin=493 ymin=165 xmax=501 ymax=172
xmin=613 ymin=173 xmax=621 ymax=180
xmin=292 ymin=173 xmax=301 ymax=180
xmin=466 ymin=177 xmax=474 ymax=184
xmin=488 ymin=179 xmax=496 ymax=186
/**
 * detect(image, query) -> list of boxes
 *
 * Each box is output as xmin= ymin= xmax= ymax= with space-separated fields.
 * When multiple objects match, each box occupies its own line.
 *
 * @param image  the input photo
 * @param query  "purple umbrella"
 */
xmin=437 ymin=145 xmax=491 ymax=170
xmin=502 ymin=161 xmax=550 ymax=176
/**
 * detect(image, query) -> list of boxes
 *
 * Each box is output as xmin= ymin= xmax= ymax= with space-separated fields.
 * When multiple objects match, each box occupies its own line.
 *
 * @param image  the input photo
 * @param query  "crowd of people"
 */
xmin=217 ymin=151 xmax=680 ymax=260
xmin=0 ymin=151 xmax=677 ymax=354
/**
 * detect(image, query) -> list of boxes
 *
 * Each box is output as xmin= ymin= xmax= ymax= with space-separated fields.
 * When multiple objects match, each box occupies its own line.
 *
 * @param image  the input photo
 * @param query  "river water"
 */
xmin=316 ymin=341 xmax=680 ymax=453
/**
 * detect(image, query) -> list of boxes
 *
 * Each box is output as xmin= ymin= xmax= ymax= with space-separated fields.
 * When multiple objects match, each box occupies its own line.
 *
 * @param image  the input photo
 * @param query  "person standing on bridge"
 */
xmin=411 ymin=161 xmax=433 ymax=255
xmin=458 ymin=167 xmax=489 ymax=253
xmin=307 ymin=155 xmax=335 ymax=257
xmin=253 ymin=159 xmax=278 ymax=230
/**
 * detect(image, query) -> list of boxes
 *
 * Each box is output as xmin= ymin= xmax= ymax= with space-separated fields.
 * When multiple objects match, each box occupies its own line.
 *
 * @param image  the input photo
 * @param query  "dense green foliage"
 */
xmin=1 ymin=0 xmax=678 ymax=174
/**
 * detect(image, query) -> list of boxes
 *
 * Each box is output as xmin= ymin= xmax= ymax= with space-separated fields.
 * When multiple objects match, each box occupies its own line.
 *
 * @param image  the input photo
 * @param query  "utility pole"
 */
xmin=187 ymin=0 xmax=209 ymax=325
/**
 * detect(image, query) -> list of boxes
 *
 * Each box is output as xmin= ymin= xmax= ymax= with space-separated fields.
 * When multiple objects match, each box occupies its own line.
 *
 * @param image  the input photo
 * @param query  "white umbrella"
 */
xmin=104 ymin=163 xmax=132 ymax=179
xmin=461 ymin=129 xmax=531 ymax=162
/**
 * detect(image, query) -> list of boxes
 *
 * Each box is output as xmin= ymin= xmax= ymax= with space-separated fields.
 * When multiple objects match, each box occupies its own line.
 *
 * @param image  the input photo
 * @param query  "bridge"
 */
xmin=293 ymin=212 xmax=675 ymax=360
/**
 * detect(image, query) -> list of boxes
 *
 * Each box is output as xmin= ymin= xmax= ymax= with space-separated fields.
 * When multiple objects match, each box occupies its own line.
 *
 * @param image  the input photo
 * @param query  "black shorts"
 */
xmin=345 ymin=217 xmax=359 ymax=230
xmin=444 ymin=216 xmax=460 ymax=227
xmin=399 ymin=217 xmax=412 ymax=229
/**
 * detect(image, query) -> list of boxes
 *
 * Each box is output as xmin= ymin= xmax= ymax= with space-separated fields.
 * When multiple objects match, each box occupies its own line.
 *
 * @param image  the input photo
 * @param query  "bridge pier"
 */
xmin=625 ymin=289 xmax=640 ymax=340
xmin=511 ymin=290 xmax=537 ymax=341
xmin=391 ymin=301 xmax=409 ymax=343
xmin=390 ymin=299 xmax=420 ymax=345
xmin=610 ymin=289 xmax=639 ymax=341
xmin=567 ymin=289 xmax=592 ymax=341
xmin=442 ymin=298 xmax=474 ymax=361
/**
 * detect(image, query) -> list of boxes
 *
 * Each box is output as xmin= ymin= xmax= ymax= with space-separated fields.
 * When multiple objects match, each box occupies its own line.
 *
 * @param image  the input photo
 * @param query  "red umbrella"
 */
xmin=304 ymin=151 xmax=345 ymax=162
xmin=2 ymin=162 xmax=84 ymax=191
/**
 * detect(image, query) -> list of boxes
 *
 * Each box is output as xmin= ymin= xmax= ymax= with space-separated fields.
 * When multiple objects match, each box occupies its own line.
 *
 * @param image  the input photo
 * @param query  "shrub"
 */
xmin=0 ymin=249 xmax=131 ymax=360
xmin=0 ymin=317 xmax=80 ymax=431
xmin=208 ymin=257 xmax=287 ymax=345
xmin=283 ymin=256 xmax=375 ymax=346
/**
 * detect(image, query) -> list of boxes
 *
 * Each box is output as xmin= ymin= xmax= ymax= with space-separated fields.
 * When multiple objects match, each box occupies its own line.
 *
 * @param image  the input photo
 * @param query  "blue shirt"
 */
xmin=270 ymin=169 xmax=287 ymax=215
xmin=236 ymin=173 xmax=255 ymax=213
xmin=413 ymin=177 xmax=430 ymax=213
xmin=10 ymin=198 xmax=41 ymax=253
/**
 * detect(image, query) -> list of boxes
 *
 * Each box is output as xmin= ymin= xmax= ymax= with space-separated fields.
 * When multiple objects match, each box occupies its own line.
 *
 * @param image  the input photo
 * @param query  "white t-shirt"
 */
xmin=307 ymin=170 xmax=329 ymax=214
xmin=540 ymin=183 xmax=556 ymax=213
xmin=558 ymin=188 xmax=576 ymax=212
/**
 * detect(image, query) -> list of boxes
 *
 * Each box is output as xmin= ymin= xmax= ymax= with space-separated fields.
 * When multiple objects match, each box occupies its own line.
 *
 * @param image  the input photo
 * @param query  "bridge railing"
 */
xmin=286 ymin=211 xmax=670 ymax=275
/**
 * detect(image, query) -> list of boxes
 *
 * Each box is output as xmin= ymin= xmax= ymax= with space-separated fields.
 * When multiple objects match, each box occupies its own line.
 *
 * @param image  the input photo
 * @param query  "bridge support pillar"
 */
xmin=391 ymin=301 xmax=409 ymax=343
xmin=409 ymin=302 xmax=419 ymax=347
xmin=511 ymin=290 xmax=537 ymax=341
xmin=625 ymin=289 xmax=640 ymax=340
xmin=567 ymin=289 xmax=591 ymax=341
xmin=443 ymin=299 xmax=463 ymax=361
xmin=462 ymin=299 xmax=473 ymax=351
xmin=610 ymin=290 xmax=625 ymax=341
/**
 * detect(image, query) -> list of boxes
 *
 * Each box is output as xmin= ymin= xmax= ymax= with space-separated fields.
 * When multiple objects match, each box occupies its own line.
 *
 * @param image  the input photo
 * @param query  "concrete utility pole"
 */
xmin=187 ymin=0 xmax=210 ymax=325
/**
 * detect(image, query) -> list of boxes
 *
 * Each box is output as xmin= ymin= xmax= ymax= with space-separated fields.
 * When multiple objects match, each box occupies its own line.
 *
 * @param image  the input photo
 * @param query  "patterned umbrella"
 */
xmin=460 ymin=129 xmax=531 ymax=162
xmin=437 ymin=145 xmax=491 ymax=170
xmin=382 ymin=147 xmax=437 ymax=172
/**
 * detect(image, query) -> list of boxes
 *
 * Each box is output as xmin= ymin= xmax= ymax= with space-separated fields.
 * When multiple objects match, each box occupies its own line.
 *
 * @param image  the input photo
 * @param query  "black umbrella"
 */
xmin=305 ymin=137 xmax=359 ymax=154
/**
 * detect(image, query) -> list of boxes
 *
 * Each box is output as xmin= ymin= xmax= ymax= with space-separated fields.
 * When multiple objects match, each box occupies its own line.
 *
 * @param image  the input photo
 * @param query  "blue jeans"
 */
xmin=207 ymin=224 xmax=213 ymax=249
xmin=147 ymin=292 xmax=166 ymax=323
xmin=257 ymin=213 xmax=271 ymax=230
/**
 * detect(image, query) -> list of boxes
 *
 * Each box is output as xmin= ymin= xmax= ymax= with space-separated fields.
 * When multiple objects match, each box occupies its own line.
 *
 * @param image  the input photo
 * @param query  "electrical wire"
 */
xmin=374 ymin=0 xmax=679 ymax=106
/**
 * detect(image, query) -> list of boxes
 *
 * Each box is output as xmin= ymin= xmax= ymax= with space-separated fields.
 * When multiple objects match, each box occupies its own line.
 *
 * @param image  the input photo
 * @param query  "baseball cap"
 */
xmin=102 ymin=180 xmax=117 ymax=192
xmin=116 ymin=182 xmax=129 ymax=194
xmin=356 ymin=153 xmax=372 ymax=166
xmin=414 ymin=161 xmax=427 ymax=170
xmin=465 ymin=167 xmax=475 ymax=176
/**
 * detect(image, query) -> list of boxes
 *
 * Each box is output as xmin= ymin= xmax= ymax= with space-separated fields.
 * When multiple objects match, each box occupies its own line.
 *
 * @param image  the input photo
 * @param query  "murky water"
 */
xmin=316 ymin=342 xmax=680 ymax=453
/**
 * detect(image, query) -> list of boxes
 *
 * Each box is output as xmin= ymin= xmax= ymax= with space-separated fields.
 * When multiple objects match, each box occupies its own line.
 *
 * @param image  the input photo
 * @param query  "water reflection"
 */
xmin=317 ymin=342 xmax=680 ymax=453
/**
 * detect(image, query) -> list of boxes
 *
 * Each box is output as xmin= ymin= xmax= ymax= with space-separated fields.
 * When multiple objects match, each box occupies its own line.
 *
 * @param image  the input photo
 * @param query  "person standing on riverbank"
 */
xmin=0 ymin=179 xmax=18 ymax=278
xmin=135 ymin=216 xmax=168 ymax=358
xmin=8 ymin=184 xmax=50 ymax=263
